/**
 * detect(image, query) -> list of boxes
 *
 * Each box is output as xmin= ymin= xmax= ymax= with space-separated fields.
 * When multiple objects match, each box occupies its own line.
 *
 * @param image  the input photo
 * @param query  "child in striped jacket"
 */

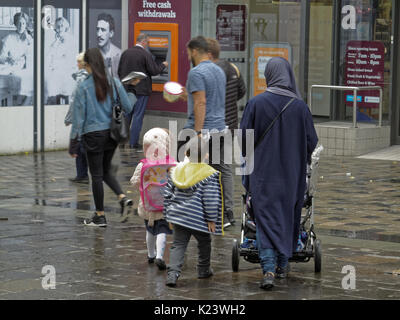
xmin=163 ymin=135 xmax=224 ymax=287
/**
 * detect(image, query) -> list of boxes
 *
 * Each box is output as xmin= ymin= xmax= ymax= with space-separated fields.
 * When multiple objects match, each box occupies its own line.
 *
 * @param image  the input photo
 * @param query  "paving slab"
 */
xmin=0 ymin=149 xmax=400 ymax=300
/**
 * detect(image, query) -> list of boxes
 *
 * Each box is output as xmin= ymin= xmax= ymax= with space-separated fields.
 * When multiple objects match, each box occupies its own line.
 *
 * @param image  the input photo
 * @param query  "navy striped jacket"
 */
xmin=163 ymin=162 xmax=224 ymax=235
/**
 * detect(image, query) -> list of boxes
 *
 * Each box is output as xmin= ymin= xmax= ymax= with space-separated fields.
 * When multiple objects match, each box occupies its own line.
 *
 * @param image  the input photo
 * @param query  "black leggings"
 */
xmin=83 ymin=130 xmax=123 ymax=212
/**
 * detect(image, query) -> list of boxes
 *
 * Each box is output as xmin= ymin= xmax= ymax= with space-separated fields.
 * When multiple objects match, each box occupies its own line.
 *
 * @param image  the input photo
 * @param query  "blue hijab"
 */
xmin=264 ymin=57 xmax=302 ymax=99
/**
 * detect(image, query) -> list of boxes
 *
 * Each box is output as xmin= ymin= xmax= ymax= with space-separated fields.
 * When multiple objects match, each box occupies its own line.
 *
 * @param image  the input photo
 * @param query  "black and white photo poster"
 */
xmin=44 ymin=5 xmax=80 ymax=105
xmin=88 ymin=0 xmax=122 ymax=78
xmin=0 ymin=6 xmax=34 ymax=107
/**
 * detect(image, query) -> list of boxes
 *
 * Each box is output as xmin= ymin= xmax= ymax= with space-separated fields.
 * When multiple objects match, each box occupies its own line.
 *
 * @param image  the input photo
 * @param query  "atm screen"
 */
xmin=147 ymin=33 xmax=170 ymax=84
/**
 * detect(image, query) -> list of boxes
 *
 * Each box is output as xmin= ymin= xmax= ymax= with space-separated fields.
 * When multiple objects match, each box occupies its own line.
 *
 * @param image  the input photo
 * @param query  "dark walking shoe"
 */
xmin=260 ymin=272 xmax=275 ymax=290
xmin=119 ymin=197 xmax=133 ymax=222
xmin=148 ymin=256 xmax=155 ymax=264
xmin=198 ymin=268 xmax=214 ymax=279
xmin=131 ymin=144 xmax=143 ymax=152
xmin=119 ymin=197 xmax=133 ymax=213
xmin=155 ymin=259 xmax=167 ymax=270
xmin=166 ymin=272 xmax=179 ymax=287
xmin=226 ymin=210 xmax=236 ymax=225
xmin=223 ymin=220 xmax=232 ymax=229
xmin=69 ymin=176 xmax=89 ymax=184
xmin=223 ymin=211 xmax=236 ymax=229
xmin=276 ymin=264 xmax=290 ymax=279
xmin=84 ymin=213 xmax=107 ymax=227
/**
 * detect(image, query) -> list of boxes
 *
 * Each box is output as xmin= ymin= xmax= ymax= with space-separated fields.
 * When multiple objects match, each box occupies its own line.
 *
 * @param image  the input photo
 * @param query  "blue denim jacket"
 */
xmin=65 ymin=69 xmax=89 ymax=137
xmin=71 ymin=74 xmax=133 ymax=139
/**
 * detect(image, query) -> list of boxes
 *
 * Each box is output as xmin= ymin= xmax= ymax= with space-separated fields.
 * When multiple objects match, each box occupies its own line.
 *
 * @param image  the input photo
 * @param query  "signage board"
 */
xmin=251 ymin=43 xmax=291 ymax=97
xmin=344 ymin=40 xmax=384 ymax=108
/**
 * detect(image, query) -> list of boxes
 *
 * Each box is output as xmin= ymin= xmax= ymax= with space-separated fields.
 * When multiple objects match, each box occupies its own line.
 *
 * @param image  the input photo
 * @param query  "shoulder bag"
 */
xmin=110 ymin=78 xmax=130 ymax=144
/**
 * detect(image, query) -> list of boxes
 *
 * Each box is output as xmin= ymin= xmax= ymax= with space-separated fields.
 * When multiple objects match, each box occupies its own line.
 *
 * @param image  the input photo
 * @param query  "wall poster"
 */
xmin=251 ymin=43 xmax=291 ymax=97
xmin=88 ymin=0 xmax=122 ymax=78
xmin=216 ymin=4 xmax=246 ymax=52
xmin=0 ymin=2 xmax=34 ymax=107
xmin=43 ymin=0 xmax=80 ymax=105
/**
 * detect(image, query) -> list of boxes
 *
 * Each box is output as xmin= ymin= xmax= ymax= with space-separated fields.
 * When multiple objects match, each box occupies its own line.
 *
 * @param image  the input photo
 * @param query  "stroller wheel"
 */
xmin=232 ymin=239 xmax=240 ymax=272
xmin=314 ymin=239 xmax=322 ymax=273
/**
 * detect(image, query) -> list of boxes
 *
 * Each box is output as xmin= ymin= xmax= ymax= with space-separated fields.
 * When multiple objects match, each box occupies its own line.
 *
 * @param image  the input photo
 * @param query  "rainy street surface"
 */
xmin=0 ymin=147 xmax=400 ymax=300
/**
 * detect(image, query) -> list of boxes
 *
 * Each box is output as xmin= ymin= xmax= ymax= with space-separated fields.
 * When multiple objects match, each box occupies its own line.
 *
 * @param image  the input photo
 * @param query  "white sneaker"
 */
xmin=223 ymin=221 xmax=232 ymax=229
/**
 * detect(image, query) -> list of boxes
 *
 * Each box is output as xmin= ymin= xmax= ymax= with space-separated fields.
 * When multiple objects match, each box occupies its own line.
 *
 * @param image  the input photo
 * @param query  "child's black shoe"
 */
xmin=155 ymin=259 xmax=166 ymax=270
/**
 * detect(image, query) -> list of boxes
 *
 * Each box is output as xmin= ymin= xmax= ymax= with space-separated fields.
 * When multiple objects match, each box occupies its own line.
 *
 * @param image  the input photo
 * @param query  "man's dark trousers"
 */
xmin=127 ymin=95 xmax=149 ymax=147
xmin=76 ymin=142 xmax=88 ymax=179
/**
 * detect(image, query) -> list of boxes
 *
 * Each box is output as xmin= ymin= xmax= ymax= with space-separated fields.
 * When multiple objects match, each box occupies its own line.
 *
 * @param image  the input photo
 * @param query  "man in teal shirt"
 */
xmin=178 ymin=36 xmax=235 ymax=229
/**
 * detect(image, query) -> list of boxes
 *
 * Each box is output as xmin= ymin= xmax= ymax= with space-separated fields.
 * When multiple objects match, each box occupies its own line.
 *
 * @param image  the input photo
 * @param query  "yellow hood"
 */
xmin=171 ymin=160 xmax=217 ymax=189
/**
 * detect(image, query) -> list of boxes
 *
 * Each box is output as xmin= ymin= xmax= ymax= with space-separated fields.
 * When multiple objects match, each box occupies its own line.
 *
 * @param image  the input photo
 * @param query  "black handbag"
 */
xmin=110 ymin=79 xmax=130 ymax=144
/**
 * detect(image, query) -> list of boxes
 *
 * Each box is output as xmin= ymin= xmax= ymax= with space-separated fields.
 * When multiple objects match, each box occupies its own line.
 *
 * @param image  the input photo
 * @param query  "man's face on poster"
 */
xmin=96 ymin=20 xmax=113 ymax=48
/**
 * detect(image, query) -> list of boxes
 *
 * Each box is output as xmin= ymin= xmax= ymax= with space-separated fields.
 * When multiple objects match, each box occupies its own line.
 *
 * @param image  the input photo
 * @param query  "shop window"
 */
xmin=249 ymin=0 xmax=301 ymax=98
xmin=308 ymin=1 xmax=333 ymax=117
xmin=338 ymin=0 xmax=392 ymax=123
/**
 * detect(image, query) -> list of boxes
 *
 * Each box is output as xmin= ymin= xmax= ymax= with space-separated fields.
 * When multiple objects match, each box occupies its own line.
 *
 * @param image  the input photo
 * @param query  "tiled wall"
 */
xmin=315 ymin=123 xmax=391 ymax=156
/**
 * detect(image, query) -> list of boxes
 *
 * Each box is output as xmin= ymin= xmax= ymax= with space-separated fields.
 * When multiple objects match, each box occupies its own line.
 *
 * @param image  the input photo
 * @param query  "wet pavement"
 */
xmin=0 ymin=147 xmax=400 ymax=300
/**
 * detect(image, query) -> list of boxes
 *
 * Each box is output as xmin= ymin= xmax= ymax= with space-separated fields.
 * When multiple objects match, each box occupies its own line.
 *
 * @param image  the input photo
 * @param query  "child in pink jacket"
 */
xmin=130 ymin=128 xmax=175 ymax=270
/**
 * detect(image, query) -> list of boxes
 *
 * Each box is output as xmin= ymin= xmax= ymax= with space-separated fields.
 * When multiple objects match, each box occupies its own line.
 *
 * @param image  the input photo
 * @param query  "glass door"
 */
xmin=308 ymin=0 xmax=334 ymax=118
xmin=248 ymin=0 xmax=302 ymax=98
xmin=335 ymin=0 xmax=392 ymax=124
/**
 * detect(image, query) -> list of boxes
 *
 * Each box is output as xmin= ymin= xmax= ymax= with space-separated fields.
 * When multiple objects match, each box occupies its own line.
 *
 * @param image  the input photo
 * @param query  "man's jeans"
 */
xmin=127 ymin=95 xmax=149 ymax=146
xmin=76 ymin=142 xmax=88 ymax=179
xmin=209 ymin=133 xmax=234 ymax=218
xmin=256 ymin=226 xmax=288 ymax=274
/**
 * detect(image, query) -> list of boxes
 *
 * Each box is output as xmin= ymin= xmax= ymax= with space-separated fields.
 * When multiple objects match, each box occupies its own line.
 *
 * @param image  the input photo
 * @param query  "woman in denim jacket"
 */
xmin=70 ymin=48 xmax=134 ymax=227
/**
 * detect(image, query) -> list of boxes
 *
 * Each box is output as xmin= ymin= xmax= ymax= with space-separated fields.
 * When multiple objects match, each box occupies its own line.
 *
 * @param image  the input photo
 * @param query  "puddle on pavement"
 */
xmin=320 ymin=228 xmax=400 ymax=243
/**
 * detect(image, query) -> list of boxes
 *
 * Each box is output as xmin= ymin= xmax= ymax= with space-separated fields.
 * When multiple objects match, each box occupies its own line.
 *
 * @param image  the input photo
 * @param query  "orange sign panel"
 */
xmin=253 ymin=47 xmax=289 ymax=97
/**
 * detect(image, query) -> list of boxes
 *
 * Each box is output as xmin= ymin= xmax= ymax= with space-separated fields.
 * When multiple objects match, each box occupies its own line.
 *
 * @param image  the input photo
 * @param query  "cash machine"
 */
xmin=134 ymin=23 xmax=179 ymax=92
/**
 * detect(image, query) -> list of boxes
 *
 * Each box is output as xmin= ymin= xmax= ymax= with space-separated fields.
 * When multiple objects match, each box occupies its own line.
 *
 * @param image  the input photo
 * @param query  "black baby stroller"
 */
xmin=232 ymin=145 xmax=324 ymax=273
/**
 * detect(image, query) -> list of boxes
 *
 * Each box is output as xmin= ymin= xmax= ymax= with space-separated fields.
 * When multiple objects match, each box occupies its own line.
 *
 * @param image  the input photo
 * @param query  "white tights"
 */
xmin=146 ymin=231 xmax=166 ymax=260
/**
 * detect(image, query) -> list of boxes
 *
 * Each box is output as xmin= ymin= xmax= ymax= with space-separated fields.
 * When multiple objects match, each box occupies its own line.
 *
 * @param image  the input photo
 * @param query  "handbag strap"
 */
xmin=254 ymin=98 xmax=295 ymax=150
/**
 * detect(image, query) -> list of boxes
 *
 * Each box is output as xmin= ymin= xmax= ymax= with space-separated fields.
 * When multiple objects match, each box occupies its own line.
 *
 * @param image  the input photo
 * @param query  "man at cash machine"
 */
xmin=118 ymin=33 xmax=168 ymax=150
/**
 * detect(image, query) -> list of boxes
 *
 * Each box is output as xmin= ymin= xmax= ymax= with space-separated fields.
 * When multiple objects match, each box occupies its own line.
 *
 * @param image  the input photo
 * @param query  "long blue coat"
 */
xmin=240 ymin=92 xmax=318 ymax=258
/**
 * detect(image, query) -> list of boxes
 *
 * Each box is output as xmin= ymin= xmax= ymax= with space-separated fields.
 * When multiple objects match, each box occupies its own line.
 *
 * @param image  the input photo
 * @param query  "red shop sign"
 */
xmin=344 ymin=40 xmax=384 ymax=108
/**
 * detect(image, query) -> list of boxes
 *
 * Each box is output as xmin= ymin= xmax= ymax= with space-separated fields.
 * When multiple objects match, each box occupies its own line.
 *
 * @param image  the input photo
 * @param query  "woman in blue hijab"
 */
xmin=240 ymin=57 xmax=318 ymax=290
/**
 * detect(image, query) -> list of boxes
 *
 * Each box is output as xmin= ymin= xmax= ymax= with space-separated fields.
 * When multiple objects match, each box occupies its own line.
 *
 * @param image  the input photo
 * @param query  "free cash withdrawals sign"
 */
xmin=129 ymin=0 xmax=191 ymax=113
xmin=344 ymin=41 xmax=384 ymax=108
